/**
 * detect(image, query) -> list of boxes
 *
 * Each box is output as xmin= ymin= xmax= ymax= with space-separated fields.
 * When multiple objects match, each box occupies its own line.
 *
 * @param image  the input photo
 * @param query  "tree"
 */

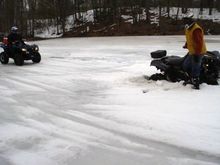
xmin=5 ymin=0 xmax=16 ymax=31
xmin=176 ymin=0 xmax=181 ymax=21
xmin=200 ymin=0 xmax=205 ymax=14
xmin=166 ymin=0 xmax=170 ymax=18
xmin=208 ymin=0 xmax=214 ymax=15
xmin=142 ymin=0 xmax=151 ymax=23
xmin=27 ymin=0 xmax=37 ymax=37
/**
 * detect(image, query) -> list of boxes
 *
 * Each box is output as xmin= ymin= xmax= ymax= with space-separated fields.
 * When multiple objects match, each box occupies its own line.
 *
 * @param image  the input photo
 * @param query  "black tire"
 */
xmin=32 ymin=52 xmax=41 ymax=63
xmin=0 ymin=52 xmax=9 ymax=64
xmin=14 ymin=54 xmax=24 ymax=66
xmin=149 ymin=73 xmax=166 ymax=81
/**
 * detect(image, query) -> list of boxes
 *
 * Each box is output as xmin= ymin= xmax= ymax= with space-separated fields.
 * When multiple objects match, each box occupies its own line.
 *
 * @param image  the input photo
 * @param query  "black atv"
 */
xmin=0 ymin=39 xmax=41 ymax=66
xmin=149 ymin=50 xmax=220 ymax=85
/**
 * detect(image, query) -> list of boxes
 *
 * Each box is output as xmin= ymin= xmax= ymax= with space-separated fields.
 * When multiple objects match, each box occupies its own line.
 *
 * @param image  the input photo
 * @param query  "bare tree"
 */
xmin=27 ymin=0 xmax=37 ymax=37
xmin=208 ymin=0 xmax=214 ymax=15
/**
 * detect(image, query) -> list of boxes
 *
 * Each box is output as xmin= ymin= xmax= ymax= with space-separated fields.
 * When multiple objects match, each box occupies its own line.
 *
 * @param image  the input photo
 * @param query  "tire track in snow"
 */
xmin=1 ymin=36 xmax=220 ymax=165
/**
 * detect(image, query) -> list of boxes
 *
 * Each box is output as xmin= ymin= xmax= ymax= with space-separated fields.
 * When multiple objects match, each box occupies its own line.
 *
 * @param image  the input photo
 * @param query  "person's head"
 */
xmin=11 ymin=26 xmax=18 ymax=33
xmin=183 ymin=12 xmax=194 ymax=27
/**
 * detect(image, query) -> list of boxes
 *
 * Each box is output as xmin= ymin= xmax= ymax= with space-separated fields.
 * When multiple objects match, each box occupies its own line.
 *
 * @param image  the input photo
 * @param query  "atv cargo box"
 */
xmin=151 ymin=50 xmax=167 ymax=59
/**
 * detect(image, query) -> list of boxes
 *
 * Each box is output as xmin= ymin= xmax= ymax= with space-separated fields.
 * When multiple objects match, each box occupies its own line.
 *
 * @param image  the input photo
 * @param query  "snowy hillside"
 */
xmin=0 ymin=36 xmax=220 ymax=165
xmin=35 ymin=8 xmax=220 ymax=38
xmin=155 ymin=7 xmax=220 ymax=21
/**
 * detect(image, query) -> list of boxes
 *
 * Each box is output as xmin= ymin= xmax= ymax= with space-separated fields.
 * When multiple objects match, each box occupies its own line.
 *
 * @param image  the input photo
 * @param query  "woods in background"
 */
xmin=0 ymin=0 xmax=219 ymax=37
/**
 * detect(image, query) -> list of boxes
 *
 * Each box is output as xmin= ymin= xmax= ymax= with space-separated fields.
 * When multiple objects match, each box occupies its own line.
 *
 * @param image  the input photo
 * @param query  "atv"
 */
xmin=0 ymin=37 xmax=41 ymax=66
xmin=149 ymin=50 xmax=220 ymax=85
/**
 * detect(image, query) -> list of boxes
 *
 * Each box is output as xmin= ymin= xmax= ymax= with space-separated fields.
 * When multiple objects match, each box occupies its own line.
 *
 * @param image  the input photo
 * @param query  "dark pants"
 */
xmin=7 ymin=44 xmax=19 ymax=57
xmin=182 ymin=54 xmax=203 ymax=78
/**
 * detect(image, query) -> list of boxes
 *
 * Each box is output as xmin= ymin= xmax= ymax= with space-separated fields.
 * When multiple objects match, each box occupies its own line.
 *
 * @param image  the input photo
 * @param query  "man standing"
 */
xmin=182 ymin=12 xmax=207 ymax=89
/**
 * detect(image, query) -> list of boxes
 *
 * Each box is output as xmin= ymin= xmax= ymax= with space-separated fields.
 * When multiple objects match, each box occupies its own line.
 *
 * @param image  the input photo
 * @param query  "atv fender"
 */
xmin=150 ymin=59 xmax=169 ymax=71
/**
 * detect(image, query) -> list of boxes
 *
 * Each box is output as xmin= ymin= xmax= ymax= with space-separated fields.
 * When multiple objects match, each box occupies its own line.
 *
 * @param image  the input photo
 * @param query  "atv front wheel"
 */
xmin=32 ymin=52 xmax=41 ymax=63
xmin=14 ymin=54 xmax=24 ymax=66
xmin=0 ymin=52 xmax=9 ymax=64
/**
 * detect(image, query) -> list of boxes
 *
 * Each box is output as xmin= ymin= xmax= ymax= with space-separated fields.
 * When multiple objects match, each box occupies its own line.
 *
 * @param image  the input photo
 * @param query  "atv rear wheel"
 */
xmin=0 ymin=52 xmax=9 ymax=64
xmin=32 ymin=52 xmax=41 ymax=63
xmin=14 ymin=54 xmax=24 ymax=66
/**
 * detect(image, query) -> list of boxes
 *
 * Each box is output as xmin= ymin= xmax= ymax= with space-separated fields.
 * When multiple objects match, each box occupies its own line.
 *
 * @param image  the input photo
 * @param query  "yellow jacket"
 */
xmin=185 ymin=23 xmax=207 ymax=55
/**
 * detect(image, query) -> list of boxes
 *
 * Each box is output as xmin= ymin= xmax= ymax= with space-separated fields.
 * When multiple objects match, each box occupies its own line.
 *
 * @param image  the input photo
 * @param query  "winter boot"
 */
xmin=182 ymin=72 xmax=191 ymax=86
xmin=192 ymin=77 xmax=200 ymax=90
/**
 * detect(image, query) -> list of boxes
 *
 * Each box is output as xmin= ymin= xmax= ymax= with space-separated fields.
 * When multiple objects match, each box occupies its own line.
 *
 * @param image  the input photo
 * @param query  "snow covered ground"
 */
xmin=0 ymin=36 xmax=220 ymax=165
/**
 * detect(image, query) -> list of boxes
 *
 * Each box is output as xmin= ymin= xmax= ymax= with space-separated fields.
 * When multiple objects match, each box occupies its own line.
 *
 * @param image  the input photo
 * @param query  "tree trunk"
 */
xmin=200 ymin=0 xmax=204 ymax=15
xmin=167 ymin=0 xmax=170 ymax=18
xmin=208 ymin=0 xmax=214 ymax=15
xmin=176 ymin=0 xmax=180 ymax=21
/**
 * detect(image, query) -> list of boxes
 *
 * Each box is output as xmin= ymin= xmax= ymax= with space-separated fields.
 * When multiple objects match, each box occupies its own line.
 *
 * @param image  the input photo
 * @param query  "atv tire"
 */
xmin=0 ymin=52 xmax=9 ymax=64
xmin=32 ymin=53 xmax=41 ymax=63
xmin=149 ymin=73 xmax=166 ymax=81
xmin=14 ymin=54 xmax=24 ymax=66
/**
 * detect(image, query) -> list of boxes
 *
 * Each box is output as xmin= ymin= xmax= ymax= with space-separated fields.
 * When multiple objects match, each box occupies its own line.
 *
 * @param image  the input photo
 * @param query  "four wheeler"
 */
xmin=0 ymin=37 xmax=41 ymax=66
xmin=149 ymin=50 xmax=220 ymax=85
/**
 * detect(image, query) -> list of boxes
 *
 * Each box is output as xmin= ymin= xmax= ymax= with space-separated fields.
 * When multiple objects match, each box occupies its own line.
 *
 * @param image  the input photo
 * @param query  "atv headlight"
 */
xmin=35 ymin=46 xmax=39 ymax=51
xmin=22 ymin=48 xmax=27 ymax=52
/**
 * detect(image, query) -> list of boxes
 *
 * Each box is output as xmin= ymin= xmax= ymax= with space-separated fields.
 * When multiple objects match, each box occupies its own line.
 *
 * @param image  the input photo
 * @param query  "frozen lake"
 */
xmin=0 ymin=36 xmax=220 ymax=165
